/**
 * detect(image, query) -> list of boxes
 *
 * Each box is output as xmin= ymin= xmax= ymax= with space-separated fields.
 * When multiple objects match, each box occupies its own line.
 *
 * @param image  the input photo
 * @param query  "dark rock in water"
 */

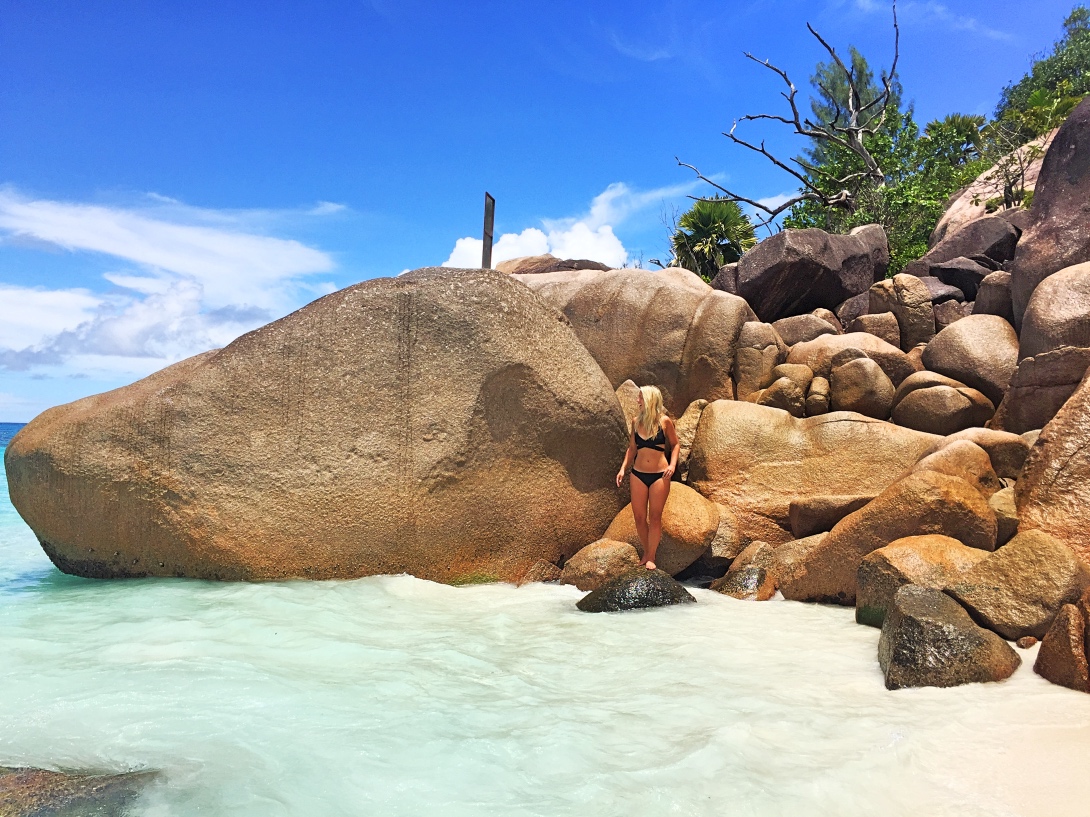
xmin=0 ymin=766 xmax=157 ymax=817
xmin=576 ymin=568 xmax=696 ymax=612
xmin=878 ymin=585 xmax=1021 ymax=689
xmin=711 ymin=565 xmax=776 ymax=600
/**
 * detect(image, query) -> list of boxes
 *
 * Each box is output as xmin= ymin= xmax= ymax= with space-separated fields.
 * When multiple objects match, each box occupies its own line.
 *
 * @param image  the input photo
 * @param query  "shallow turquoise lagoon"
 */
xmin=2 ymin=427 xmax=1088 ymax=816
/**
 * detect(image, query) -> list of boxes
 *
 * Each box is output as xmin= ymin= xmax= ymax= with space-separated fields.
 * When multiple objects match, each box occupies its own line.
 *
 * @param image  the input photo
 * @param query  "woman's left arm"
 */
xmin=663 ymin=417 xmax=680 ymax=480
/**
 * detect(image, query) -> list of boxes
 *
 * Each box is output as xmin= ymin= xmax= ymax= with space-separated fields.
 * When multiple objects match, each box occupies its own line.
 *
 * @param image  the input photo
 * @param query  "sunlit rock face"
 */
xmin=4 ymin=267 xmax=627 ymax=583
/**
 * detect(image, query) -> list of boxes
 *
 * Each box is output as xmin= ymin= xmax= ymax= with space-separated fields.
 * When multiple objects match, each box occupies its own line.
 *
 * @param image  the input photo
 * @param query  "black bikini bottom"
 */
xmin=631 ymin=468 xmax=666 ymax=487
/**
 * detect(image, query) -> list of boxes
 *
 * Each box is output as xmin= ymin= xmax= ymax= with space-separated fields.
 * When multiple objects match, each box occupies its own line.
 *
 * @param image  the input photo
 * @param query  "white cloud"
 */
xmin=0 ymin=189 xmax=339 ymax=377
xmin=442 ymin=181 xmax=697 ymax=270
xmin=608 ymin=31 xmax=671 ymax=62
xmin=845 ymin=0 xmax=1011 ymax=41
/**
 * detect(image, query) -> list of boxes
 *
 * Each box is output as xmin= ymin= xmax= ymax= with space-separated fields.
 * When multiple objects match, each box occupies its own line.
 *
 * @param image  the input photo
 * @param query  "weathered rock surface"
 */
xmin=732 ymin=321 xmax=788 ymax=402
xmin=713 ymin=565 xmax=777 ymax=600
xmin=905 ymin=215 xmax=1020 ymax=278
xmin=946 ymin=530 xmax=1090 ymax=640
xmin=0 ymin=766 xmax=158 ymax=817
xmin=991 ymin=346 xmax=1090 ymax=434
xmin=927 ymin=427 xmax=1030 ymax=479
xmin=829 ymin=356 xmax=895 ymax=418
xmin=576 ymin=567 xmax=696 ymax=612
xmin=769 ymin=363 xmax=815 ymax=394
xmin=989 ymin=487 xmax=1019 ymax=547
xmin=891 ymin=385 xmax=995 ymax=436
xmin=688 ymin=401 xmax=939 ymax=545
xmin=891 ymin=370 xmax=967 ymax=406
xmin=778 ymin=471 xmax=997 ymax=604
xmin=869 ymin=274 xmax=936 ymax=350
xmin=604 ymin=483 xmax=719 ymax=576
xmin=771 ymin=313 xmax=838 ymax=346
xmin=756 ymin=376 xmax=806 ymax=417
xmin=1011 ymin=97 xmax=1090 ymax=325
xmin=933 ymin=299 xmax=972 ymax=331
xmin=929 ymin=257 xmax=992 ymax=302
xmin=847 ymin=312 xmax=900 ymax=348
xmin=917 ymin=276 xmax=965 ymax=303
xmin=4 ymin=268 xmax=629 ymax=583
xmin=515 ymin=267 xmax=754 ymax=414
xmin=811 ymin=307 xmax=843 ymax=333
xmin=788 ymin=494 xmax=875 ymax=538
xmin=496 ymin=253 xmax=611 ymax=275
xmin=973 ymin=271 xmax=1015 ymax=324
xmin=672 ymin=399 xmax=707 ymax=483
xmin=878 ymin=585 xmax=1021 ymax=690
xmin=1019 ymin=262 xmax=1090 ymax=359
xmin=517 ymin=559 xmax=562 ymax=586
xmin=835 ymin=293 xmax=871 ymax=327
xmin=910 ymin=440 xmax=1000 ymax=498
xmin=856 ymin=535 xmax=990 ymax=627
xmin=1033 ymin=603 xmax=1090 ymax=692
xmin=921 ymin=315 xmax=1019 ymax=406
xmin=560 ymin=539 xmax=641 ymax=591
xmin=708 ymin=502 xmax=744 ymax=562
xmin=787 ymin=332 xmax=918 ymax=386
xmin=730 ymin=225 xmax=888 ymax=322
xmin=1016 ymin=369 xmax=1090 ymax=565
xmin=804 ymin=376 xmax=831 ymax=416
xmin=615 ymin=379 xmax=641 ymax=432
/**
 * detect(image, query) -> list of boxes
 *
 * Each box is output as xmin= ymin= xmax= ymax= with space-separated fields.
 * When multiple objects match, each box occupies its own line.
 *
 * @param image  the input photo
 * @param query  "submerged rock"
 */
xmin=878 ymin=585 xmax=1021 ymax=690
xmin=4 ymin=267 xmax=627 ymax=583
xmin=0 ymin=766 xmax=157 ymax=817
xmin=576 ymin=568 xmax=696 ymax=612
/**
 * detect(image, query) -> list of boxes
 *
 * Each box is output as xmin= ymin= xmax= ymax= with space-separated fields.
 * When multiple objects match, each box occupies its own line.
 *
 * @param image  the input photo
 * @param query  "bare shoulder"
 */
xmin=662 ymin=415 xmax=676 ymax=430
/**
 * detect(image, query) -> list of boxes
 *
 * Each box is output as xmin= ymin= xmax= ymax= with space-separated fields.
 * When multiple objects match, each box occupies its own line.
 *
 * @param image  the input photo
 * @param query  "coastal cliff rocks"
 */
xmin=856 ymin=535 xmax=990 ymax=628
xmin=1016 ymin=368 xmax=1090 ymax=566
xmin=991 ymin=345 xmax=1090 ymax=433
xmin=1018 ymin=262 xmax=1090 ymax=359
xmin=559 ymin=539 xmax=641 ymax=591
xmin=920 ymin=315 xmax=1020 ymax=406
xmin=4 ymin=267 xmax=628 ymax=583
xmin=903 ymin=215 xmax=1020 ymax=279
xmin=514 ymin=267 xmax=754 ymax=415
xmin=603 ymin=483 xmax=719 ymax=576
xmin=687 ymin=401 xmax=939 ymax=546
xmin=576 ymin=567 xmax=696 ymax=612
xmin=1011 ymin=97 xmax=1090 ymax=325
xmin=723 ymin=225 xmax=888 ymax=322
xmin=1034 ymin=603 xmax=1090 ymax=692
xmin=778 ymin=471 xmax=997 ymax=605
xmin=946 ymin=530 xmax=1090 ymax=640
xmin=878 ymin=585 xmax=1021 ymax=690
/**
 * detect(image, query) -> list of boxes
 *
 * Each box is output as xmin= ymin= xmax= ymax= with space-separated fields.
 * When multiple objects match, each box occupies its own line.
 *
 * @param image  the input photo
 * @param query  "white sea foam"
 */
xmin=2 ymin=457 xmax=1089 ymax=816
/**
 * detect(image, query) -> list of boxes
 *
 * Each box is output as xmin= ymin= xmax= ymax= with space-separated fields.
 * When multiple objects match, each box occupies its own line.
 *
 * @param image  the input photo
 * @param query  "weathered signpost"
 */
xmin=482 ymin=192 xmax=495 ymax=269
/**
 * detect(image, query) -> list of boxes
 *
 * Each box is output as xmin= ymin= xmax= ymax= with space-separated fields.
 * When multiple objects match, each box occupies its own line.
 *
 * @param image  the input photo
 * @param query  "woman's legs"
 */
xmin=643 ymin=475 xmax=671 ymax=569
xmin=629 ymin=474 xmax=650 ymax=557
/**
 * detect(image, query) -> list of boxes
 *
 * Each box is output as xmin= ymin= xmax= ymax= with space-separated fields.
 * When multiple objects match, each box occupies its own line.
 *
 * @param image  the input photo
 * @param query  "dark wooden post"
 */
xmin=482 ymin=192 xmax=496 ymax=269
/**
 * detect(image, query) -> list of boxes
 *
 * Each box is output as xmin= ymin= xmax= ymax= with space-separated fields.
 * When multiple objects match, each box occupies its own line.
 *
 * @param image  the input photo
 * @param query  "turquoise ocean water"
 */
xmin=2 ymin=420 xmax=1089 ymax=816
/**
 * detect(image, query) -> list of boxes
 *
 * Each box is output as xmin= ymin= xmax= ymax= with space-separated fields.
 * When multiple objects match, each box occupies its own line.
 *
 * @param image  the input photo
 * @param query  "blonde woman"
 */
xmin=615 ymin=386 xmax=679 ymax=570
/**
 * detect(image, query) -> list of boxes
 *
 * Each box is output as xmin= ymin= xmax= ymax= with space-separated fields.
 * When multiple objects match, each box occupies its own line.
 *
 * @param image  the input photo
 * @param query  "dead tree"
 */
xmin=678 ymin=2 xmax=900 ymax=229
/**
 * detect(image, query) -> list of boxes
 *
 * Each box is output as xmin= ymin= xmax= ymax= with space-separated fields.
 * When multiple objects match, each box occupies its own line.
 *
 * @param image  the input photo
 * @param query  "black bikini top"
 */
xmin=634 ymin=424 xmax=667 ymax=453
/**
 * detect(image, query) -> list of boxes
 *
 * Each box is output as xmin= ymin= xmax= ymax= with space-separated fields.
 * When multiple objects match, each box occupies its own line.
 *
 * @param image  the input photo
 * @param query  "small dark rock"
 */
xmin=917 ymin=276 xmax=965 ymax=303
xmin=0 ymin=766 xmax=158 ymax=817
xmin=576 ymin=567 xmax=697 ymax=612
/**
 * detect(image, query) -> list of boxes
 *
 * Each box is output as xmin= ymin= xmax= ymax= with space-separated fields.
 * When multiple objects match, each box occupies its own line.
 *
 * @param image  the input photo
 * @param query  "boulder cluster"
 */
xmin=5 ymin=99 xmax=1090 ymax=693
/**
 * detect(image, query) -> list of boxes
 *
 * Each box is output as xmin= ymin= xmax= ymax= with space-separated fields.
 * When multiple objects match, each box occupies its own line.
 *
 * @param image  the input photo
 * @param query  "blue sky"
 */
xmin=0 ymin=0 xmax=1079 ymax=419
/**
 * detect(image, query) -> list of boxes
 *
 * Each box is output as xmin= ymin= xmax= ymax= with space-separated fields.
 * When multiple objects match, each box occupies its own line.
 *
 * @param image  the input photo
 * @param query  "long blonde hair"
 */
xmin=636 ymin=385 xmax=666 ymax=437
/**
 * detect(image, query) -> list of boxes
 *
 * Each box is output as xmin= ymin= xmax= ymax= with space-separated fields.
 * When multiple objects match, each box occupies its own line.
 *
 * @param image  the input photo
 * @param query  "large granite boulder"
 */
xmin=4 ymin=267 xmax=628 ymax=583
xmin=687 ymin=401 xmax=939 ymax=545
xmin=920 ymin=315 xmax=1020 ymax=406
xmin=991 ymin=345 xmax=1090 ymax=434
xmin=847 ymin=312 xmax=901 ymax=348
xmin=878 ymin=585 xmax=1021 ymax=690
xmin=729 ymin=225 xmax=888 ymax=322
xmin=909 ymin=440 xmax=1001 ymax=499
xmin=1033 ymin=603 xmax=1090 ymax=692
xmin=787 ymin=332 xmax=918 ymax=386
xmin=946 ymin=530 xmax=1090 ymax=640
xmin=496 ymin=254 xmax=611 ymax=275
xmin=788 ymin=494 xmax=875 ymax=538
xmin=732 ymin=321 xmax=788 ymax=402
xmin=890 ymin=383 xmax=994 ymax=436
xmin=923 ymin=427 xmax=1030 ymax=480
xmin=576 ymin=567 xmax=696 ymax=612
xmin=1019 ymin=262 xmax=1090 ymax=359
xmin=829 ymin=357 xmax=895 ymax=419
xmin=672 ymin=399 xmax=707 ymax=483
xmin=929 ymin=257 xmax=992 ymax=302
xmin=1011 ymin=97 xmax=1090 ymax=325
xmin=972 ymin=271 xmax=1015 ymax=324
xmin=559 ymin=539 xmax=641 ymax=591
xmin=604 ymin=482 xmax=720 ymax=576
xmin=856 ymin=535 xmax=989 ymax=627
xmin=904 ymin=215 xmax=1020 ymax=278
xmin=778 ymin=471 xmax=997 ymax=604
xmin=869 ymin=274 xmax=936 ymax=350
xmin=515 ymin=267 xmax=754 ymax=415
xmin=1017 ymin=368 xmax=1090 ymax=565
xmin=771 ymin=313 xmax=838 ymax=346
xmin=989 ymin=486 xmax=1020 ymax=547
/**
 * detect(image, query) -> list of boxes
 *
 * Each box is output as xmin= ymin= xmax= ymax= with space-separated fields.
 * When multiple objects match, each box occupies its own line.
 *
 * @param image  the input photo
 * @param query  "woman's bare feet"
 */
xmin=644 ymin=561 xmax=656 ymax=570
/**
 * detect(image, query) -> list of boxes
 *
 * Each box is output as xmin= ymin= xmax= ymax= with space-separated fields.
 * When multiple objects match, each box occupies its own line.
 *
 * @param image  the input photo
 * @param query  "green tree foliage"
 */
xmin=996 ymin=5 xmax=1090 ymax=126
xmin=670 ymin=197 xmax=757 ymax=282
